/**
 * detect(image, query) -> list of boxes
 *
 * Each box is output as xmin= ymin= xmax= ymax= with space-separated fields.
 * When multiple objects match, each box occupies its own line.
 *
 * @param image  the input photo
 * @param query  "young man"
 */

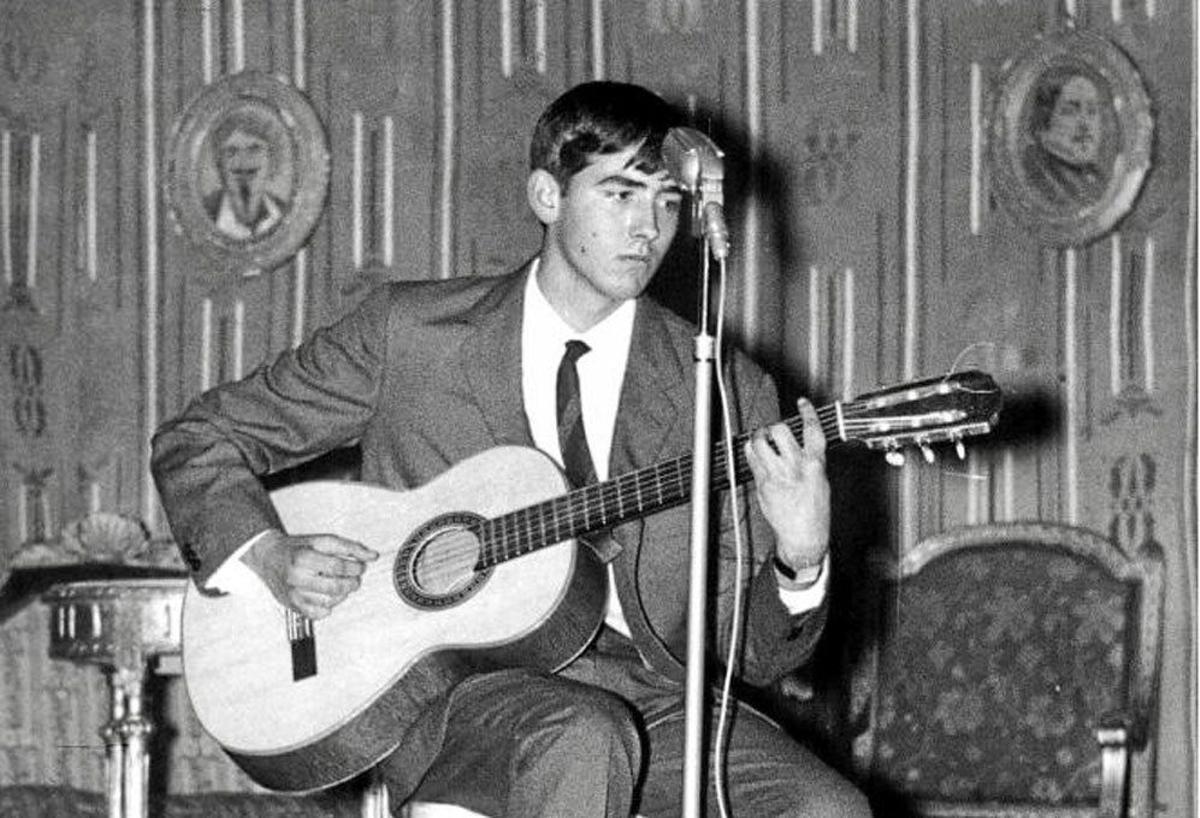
xmin=152 ymin=81 xmax=869 ymax=817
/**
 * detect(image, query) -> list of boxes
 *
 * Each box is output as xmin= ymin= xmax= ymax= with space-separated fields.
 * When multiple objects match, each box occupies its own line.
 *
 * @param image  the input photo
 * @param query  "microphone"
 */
xmin=662 ymin=127 xmax=730 ymax=260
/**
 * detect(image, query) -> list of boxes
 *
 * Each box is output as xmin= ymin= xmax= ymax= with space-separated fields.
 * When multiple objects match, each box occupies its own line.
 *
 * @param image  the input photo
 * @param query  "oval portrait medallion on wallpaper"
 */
xmin=166 ymin=71 xmax=330 ymax=275
xmin=989 ymin=30 xmax=1152 ymax=247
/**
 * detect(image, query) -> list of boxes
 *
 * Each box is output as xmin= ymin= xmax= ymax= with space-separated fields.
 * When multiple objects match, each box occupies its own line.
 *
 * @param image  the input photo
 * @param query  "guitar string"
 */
xmin=417 ymin=425 xmax=959 ymax=585
xmin=414 ymin=407 xmax=843 ymax=579
xmin=412 ymin=395 xmax=989 ymax=582
xmin=469 ymin=402 xmax=912 ymax=565
xmin=412 ymin=402 xmax=974 ymax=582
xmin=418 ymin=415 xmax=837 ymax=581
xmin=506 ymin=387 xmax=977 ymax=557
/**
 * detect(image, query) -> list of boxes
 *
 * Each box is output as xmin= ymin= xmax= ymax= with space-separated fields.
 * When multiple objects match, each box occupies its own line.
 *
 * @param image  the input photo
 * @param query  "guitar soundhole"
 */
xmin=395 ymin=512 xmax=490 ymax=609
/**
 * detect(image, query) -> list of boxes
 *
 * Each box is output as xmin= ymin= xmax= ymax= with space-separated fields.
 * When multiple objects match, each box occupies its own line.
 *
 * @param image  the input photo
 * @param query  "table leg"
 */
xmin=103 ymin=665 xmax=152 ymax=818
xmin=101 ymin=681 xmax=126 ymax=818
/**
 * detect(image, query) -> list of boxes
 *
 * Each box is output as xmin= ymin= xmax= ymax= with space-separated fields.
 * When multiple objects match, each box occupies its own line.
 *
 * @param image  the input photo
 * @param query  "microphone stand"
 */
xmin=682 ymin=209 xmax=721 ymax=818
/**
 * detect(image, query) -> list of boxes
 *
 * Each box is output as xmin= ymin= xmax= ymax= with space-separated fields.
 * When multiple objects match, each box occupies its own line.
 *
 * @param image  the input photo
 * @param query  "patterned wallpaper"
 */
xmin=0 ymin=0 xmax=1193 ymax=813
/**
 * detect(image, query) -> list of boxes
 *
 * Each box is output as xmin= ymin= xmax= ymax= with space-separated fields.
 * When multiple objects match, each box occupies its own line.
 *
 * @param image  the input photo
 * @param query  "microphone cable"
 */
xmin=712 ymin=250 xmax=747 ymax=818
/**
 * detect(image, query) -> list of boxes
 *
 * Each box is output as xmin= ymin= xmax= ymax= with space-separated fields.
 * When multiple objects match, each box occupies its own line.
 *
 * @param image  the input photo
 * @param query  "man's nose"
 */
xmin=629 ymin=201 xmax=660 ymax=240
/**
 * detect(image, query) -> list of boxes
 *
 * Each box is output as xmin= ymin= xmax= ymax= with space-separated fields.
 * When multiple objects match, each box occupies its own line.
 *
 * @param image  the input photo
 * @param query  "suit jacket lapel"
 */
xmin=608 ymin=299 xmax=694 ymax=678
xmin=461 ymin=268 xmax=535 ymax=449
xmin=608 ymin=299 xmax=692 ymax=479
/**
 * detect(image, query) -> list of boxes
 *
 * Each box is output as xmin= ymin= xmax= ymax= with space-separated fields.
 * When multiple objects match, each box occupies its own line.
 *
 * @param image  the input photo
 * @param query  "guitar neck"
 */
xmin=475 ymin=405 xmax=844 ymax=569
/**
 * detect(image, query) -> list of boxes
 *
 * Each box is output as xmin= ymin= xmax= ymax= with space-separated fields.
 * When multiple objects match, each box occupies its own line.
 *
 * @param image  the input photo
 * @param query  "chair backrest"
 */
xmin=850 ymin=522 xmax=1163 ymax=817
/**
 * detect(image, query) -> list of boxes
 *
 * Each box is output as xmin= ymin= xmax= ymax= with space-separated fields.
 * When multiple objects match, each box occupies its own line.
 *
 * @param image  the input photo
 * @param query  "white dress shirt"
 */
xmin=518 ymin=264 xmax=826 ymax=638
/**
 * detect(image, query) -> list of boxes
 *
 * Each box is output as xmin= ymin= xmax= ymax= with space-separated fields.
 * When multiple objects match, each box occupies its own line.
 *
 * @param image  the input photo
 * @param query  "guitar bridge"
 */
xmin=287 ymin=611 xmax=318 ymax=681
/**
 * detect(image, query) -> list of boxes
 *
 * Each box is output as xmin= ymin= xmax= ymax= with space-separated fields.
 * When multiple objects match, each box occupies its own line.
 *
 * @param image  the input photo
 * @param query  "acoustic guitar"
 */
xmin=181 ymin=370 xmax=1002 ymax=791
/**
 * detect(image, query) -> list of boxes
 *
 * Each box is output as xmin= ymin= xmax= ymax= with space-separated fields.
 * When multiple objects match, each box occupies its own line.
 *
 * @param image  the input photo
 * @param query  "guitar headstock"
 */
xmin=837 ymin=370 xmax=1002 ymax=464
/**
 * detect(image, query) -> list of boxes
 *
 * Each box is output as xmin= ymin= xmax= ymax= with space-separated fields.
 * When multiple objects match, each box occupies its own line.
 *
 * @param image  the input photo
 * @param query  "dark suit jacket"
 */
xmin=151 ymin=267 xmax=826 ymax=690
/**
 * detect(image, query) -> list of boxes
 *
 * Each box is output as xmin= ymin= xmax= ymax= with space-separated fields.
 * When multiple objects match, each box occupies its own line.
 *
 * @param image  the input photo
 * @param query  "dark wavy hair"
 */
xmin=529 ymin=81 xmax=682 ymax=189
xmin=1029 ymin=69 xmax=1098 ymax=136
xmin=211 ymin=105 xmax=279 ymax=171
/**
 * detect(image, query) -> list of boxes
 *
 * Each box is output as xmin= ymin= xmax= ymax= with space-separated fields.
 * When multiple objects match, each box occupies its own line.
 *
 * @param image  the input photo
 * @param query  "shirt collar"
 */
xmin=522 ymin=258 xmax=637 ymax=354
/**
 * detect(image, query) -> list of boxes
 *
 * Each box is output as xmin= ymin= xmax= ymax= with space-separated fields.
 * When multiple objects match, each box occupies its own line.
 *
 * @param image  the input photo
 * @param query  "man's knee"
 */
xmin=515 ymin=684 xmax=642 ymax=779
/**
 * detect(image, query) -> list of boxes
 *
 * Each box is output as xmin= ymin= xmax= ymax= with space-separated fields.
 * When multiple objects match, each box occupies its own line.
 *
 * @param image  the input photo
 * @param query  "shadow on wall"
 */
xmin=648 ymin=100 xmax=797 ymax=347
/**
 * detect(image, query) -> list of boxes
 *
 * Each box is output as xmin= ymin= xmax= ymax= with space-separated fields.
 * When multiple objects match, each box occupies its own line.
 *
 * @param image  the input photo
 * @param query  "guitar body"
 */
xmin=181 ymin=446 xmax=606 ymax=792
xmin=180 ymin=370 xmax=1002 ymax=792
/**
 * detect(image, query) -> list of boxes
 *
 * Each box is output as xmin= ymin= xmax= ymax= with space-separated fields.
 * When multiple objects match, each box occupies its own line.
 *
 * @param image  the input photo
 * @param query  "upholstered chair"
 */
xmin=849 ymin=522 xmax=1163 ymax=818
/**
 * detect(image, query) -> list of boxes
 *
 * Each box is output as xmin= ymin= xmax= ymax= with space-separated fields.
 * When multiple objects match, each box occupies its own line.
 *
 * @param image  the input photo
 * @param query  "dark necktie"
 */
xmin=556 ymin=340 xmax=599 ymax=488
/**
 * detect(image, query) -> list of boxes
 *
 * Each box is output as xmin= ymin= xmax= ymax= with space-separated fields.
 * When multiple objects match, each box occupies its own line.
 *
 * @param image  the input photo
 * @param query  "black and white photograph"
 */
xmin=0 ymin=3 xmax=1194 ymax=818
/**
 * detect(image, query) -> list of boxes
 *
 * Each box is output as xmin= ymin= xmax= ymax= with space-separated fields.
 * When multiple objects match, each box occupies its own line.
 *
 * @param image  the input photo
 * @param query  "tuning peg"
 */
xmin=955 ymin=440 xmax=967 ymax=460
xmin=920 ymin=444 xmax=935 ymax=464
xmin=885 ymin=450 xmax=906 ymax=467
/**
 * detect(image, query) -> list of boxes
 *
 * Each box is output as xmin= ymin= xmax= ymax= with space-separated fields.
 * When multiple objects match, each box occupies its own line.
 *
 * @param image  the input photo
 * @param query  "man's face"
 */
xmin=1038 ymin=75 xmax=1102 ymax=166
xmin=541 ymin=142 xmax=683 ymax=323
xmin=218 ymin=127 xmax=272 ymax=224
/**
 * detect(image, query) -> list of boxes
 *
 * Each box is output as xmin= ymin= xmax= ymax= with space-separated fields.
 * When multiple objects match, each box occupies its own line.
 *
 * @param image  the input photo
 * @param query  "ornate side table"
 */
xmin=42 ymin=577 xmax=188 ymax=818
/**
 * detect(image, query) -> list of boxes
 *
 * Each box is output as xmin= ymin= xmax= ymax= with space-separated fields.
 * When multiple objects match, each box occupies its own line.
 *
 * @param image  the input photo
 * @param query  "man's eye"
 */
xmin=661 ymin=198 xmax=682 ymax=213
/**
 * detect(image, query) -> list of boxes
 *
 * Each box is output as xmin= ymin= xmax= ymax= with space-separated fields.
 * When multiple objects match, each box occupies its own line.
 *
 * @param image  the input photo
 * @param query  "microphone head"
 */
xmin=662 ymin=127 xmax=724 ymax=193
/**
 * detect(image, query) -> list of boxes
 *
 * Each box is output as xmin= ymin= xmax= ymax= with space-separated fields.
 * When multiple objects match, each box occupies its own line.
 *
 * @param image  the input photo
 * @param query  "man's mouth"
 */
xmin=619 ymin=255 xmax=652 ymax=270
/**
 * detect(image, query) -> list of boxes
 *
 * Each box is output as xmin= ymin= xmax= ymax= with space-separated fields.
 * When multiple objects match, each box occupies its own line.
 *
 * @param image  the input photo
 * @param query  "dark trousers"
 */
xmin=396 ymin=629 xmax=870 ymax=818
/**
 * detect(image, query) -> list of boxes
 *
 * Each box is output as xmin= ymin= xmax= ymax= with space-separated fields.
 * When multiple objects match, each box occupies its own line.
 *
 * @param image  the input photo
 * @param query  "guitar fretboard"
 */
xmin=468 ymin=368 xmax=1000 ymax=571
xmin=473 ymin=408 xmax=839 ymax=570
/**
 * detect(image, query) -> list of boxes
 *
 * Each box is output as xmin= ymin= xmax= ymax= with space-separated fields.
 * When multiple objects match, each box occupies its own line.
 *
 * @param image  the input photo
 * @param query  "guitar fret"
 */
xmin=565 ymin=495 xmax=577 ymax=539
xmin=516 ymin=511 xmax=525 ymax=554
xmin=501 ymin=511 xmax=513 ymax=558
xmin=489 ymin=519 xmax=502 ymax=564
xmin=597 ymin=485 xmax=611 ymax=526
xmin=524 ymin=506 xmax=536 ymax=553
xmin=556 ymin=497 xmax=569 ymax=542
xmin=559 ymin=496 xmax=571 ymax=541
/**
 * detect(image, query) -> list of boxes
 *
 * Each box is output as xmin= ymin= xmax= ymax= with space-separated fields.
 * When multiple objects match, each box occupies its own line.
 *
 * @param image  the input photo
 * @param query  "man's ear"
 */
xmin=527 ymin=169 xmax=562 ymax=226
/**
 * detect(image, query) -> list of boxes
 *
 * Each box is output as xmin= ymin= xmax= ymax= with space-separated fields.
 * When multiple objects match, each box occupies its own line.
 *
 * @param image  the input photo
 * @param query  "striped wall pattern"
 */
xmin=0 ymin=0 xmax=1193 ymax=811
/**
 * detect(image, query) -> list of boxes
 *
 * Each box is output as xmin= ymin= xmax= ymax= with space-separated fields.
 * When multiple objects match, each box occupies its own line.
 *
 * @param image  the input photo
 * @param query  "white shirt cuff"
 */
xmin=776 ymin=553 xmax=830 ymax=614
xmin=205 ymin=529 xmax=273 ymax=594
